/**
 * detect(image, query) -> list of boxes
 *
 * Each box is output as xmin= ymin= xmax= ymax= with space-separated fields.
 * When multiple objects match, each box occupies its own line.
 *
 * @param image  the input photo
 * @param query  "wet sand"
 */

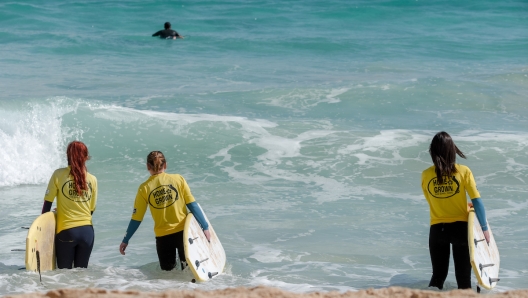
xmin=5 ymin=286 xmax=528 ymax=298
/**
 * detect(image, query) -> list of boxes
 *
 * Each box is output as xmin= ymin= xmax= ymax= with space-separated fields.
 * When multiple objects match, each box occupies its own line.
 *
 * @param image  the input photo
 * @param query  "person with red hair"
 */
xmin=42 ymin=141 xmax=98 ymax=269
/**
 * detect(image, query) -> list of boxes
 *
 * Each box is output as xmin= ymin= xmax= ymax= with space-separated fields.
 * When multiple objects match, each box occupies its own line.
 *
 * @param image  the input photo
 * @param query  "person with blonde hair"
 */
xmin=422 ymin=132 xmax=490 ymax=290
xmin=119 ymin=151 xmax=210 ymax=271
xmin=42 ymin=141 xmax=97 ymax=269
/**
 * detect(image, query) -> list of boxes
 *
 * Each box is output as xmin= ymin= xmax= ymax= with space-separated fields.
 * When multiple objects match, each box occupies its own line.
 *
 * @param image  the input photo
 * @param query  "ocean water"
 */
xmin=0 ymin=0 xmax=527 ymax=295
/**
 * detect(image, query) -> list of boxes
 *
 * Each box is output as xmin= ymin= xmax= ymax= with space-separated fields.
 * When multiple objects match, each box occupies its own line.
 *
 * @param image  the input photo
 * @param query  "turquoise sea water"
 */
xmin=0 ymin=0 xmax=527 ymax=295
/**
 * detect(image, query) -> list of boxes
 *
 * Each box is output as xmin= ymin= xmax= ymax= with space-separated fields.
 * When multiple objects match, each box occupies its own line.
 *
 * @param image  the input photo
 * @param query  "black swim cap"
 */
xmin=164 ymin=22 xmax=171 ymax=29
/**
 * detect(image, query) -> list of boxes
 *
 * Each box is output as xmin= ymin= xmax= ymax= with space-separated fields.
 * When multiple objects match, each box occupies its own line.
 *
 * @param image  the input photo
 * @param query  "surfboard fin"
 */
xmin=195 ymin=258 xmax=209 ymax=268
xmin=479 ymin=263 xmax=495 ymax=270
xmin=208 ymin=272 xmax=218 ymax=279
xmin=474 ymin=238 xmax=485 ymax=247
xmin=489 ymin=278 xmax=500 ymax=284
xmin=188 ymin=237 xmax=198 ymax=244
xmin=479 ymin=263 xmax=495 ymax=278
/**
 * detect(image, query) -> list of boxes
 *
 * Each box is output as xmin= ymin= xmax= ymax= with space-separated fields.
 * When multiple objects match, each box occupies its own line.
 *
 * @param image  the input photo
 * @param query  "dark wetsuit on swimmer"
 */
xmin=152 ymin=29 xmax=182 ymax=39
xmin=152 ymin=22 xmax=183 ymax=39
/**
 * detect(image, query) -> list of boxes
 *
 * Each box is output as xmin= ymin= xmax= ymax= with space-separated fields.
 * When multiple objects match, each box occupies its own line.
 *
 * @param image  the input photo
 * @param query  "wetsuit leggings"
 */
xmin=155 ymin=231 xmax=185 ymax=271
xmin=428 ymin=221 xmax=471 ymax=289
xmin=55 ymin=225 xmax=94 ymax=269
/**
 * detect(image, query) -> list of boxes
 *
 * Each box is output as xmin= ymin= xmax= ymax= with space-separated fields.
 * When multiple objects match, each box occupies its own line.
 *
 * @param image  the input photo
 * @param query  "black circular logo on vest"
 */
xmin=148 ymin=184 xmax=179 ymax=209
xmin=61 ymin=180 xmax=93 ymax=202
xmin=427 ymin=176 xmax=460 ymax=199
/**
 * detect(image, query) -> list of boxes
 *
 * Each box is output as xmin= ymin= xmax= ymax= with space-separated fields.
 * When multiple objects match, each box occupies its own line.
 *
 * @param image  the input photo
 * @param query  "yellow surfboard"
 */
xmin=468 ymin=208 xmax=500 ymax=290
xmin=25 ymin=212 xmax=56 ymax=273
xmin=183 ymin=204 xmax=226 ymax=282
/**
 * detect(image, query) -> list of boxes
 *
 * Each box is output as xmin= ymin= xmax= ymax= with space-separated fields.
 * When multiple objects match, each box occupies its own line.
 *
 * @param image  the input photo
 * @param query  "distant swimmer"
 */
xmin=152 ymin=22 xmax=184 ymax=39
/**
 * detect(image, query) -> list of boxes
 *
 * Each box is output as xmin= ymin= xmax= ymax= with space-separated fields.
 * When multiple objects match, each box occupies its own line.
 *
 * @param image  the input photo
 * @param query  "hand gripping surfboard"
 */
xmin=183 ymin=204 xmax=226 ymax=282
xmin=468 ymin=208 xmax=500 ymax=290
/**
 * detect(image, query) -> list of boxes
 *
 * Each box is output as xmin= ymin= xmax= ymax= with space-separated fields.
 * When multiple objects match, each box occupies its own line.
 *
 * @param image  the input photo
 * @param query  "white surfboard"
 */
xmin=468 ymin=208 xmax=500 ymax=290
xmin=183 ymin=204 xmax=226 ymax=282
xmin=26 ymin=212 xmax=56 ymax=274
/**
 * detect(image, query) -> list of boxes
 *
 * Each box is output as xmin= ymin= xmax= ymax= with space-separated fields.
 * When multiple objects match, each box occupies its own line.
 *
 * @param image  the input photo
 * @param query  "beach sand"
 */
xmin=5 ymin=286 xmax=528 ymax=298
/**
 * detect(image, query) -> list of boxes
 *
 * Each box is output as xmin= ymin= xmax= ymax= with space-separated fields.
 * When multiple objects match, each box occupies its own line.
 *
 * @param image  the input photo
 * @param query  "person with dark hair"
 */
xmin=42 ymin=141 xmax=97 ymax=269
xmin=152 ymin=22 xmax=183 ymax=39
xmin=422 ymin=131 xmax=490 ymax=290
xmin=119 ymin=151 xmax=210 ymax=271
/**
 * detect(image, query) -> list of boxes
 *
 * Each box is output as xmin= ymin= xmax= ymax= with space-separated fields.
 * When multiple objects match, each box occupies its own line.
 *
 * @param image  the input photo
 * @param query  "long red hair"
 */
xmin=67 ymin=141 xmax=90 ymax=196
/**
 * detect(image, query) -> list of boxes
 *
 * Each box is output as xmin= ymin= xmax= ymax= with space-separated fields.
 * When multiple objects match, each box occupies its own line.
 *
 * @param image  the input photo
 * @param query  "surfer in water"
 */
xmin=42 ymin=141 xmax=98 ymax=269
xmin=152 ymin=22 xmax=184 ymax=39
xmin=119 ymin=151 xmax=210 ymax=271
xmin=422 ymin=132 xmax=490 ymax=290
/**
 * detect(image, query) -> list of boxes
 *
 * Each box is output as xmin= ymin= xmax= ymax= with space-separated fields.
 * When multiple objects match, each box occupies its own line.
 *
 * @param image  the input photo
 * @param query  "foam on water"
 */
xmin=261 ymin=88 xmax=347 ymax=111
xmin=1 ymin=0 xmax=528 ymax=295
xmin=1 ymin=98 xmax=526 ymax=295
xmin=0 ymin=98 xmax=81 ymax=187
xmin=249 ymin=246 xmax=287 ymax=263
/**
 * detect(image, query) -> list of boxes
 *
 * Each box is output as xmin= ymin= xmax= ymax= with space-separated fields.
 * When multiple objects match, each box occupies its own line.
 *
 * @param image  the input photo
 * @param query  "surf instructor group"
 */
xmin=37 ymin=132 xmax=494 ymax=290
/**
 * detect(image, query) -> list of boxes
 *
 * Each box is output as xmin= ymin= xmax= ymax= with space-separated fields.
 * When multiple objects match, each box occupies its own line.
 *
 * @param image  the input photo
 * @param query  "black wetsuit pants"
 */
xmin=155 ymin=231 xmax=186 ymax=271
xmin=55 ymin=225 xmax=94 ymax=269
xmin=428 ymin=221 xmax=472 ymax=290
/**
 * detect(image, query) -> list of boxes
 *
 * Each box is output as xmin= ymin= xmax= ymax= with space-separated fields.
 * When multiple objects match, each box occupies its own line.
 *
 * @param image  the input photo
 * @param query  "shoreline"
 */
xmin=5 ymin=286 xmax=528 ymax=298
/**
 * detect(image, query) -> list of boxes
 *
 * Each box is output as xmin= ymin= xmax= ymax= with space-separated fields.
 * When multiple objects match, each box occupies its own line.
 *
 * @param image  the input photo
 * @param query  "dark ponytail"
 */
xmin=429 ymin=132 xmax=466 ymax=184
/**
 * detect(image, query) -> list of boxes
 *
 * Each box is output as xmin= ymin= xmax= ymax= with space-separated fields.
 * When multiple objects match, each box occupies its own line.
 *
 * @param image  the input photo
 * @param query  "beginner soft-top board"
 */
xmin=183 ymin=204 xmax=225 ymax=282
xmin=468 ymin=208 xmax=500 ymax=290
xmin=26 ymin=211 xmax=56 ymax=273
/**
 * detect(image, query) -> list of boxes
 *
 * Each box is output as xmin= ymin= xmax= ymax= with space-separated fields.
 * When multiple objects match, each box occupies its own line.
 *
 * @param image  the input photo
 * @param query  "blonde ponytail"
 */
xmin=147 ymin=151 xmax=166 ymax=172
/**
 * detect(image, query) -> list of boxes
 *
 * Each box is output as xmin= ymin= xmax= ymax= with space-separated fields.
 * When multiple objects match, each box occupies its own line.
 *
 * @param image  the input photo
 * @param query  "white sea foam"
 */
xmin=260 ymin=88 xmax=347 ymax=111
xmin=93 ymin=106 xmax=277 ymax=138
xmin=249 ymin=276 xmax=311 ymax=291
xmin=248 ymin=275 xmax=343 ymax=293
xmin=92 ymin=106 xmax=367 ymax=204
xmin=487 ymin=200 xmax=528 ymax=220
xmin=88 ymin=107 xmax=528 ymax=208
xmin=402 ymin=256 xmax=417 ymax=269
xmin=0 ymin=97 xmax=81 ymax=187
xmin=275 ymin=230 xmax=315 ymax=242
xmin=338 ymin=130 xmax=430 ymax=159
xmin=250 ymin=245 xmax=287 ymax=263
